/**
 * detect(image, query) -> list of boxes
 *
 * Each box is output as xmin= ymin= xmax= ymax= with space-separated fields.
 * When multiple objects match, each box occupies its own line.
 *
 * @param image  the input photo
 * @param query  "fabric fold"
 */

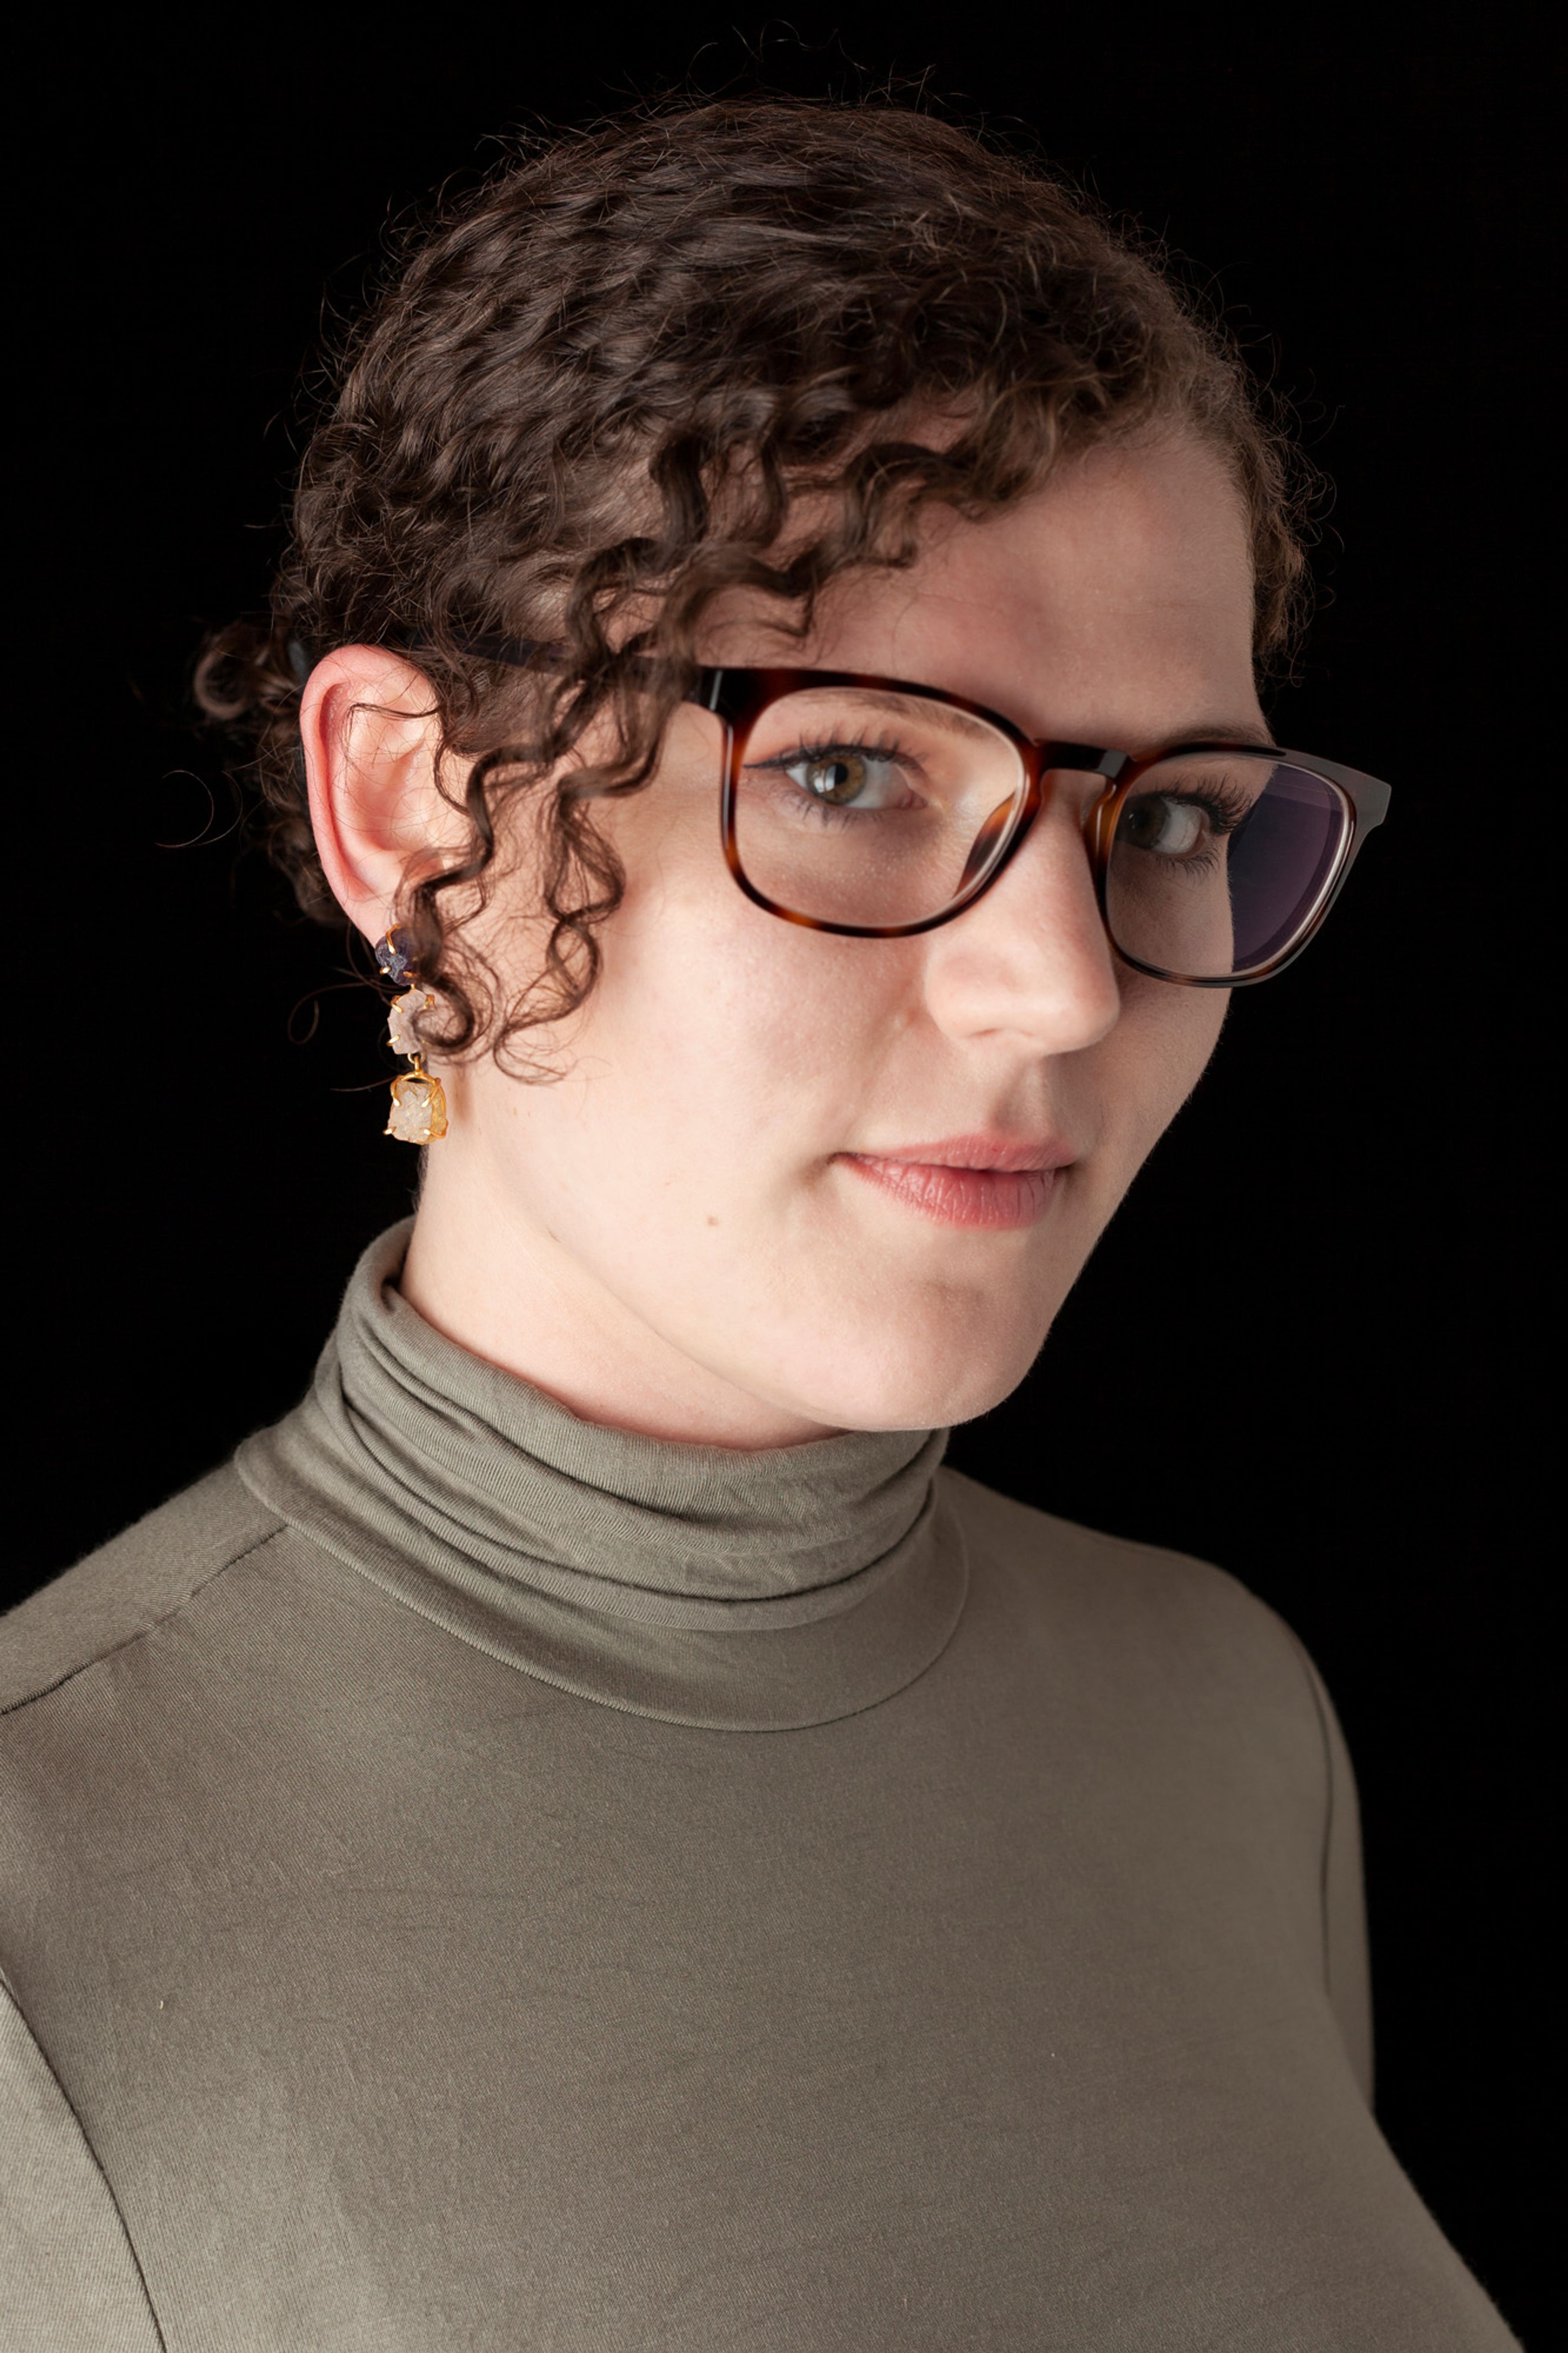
xmin=237 ymin=1221 xmax=968 ymax=1729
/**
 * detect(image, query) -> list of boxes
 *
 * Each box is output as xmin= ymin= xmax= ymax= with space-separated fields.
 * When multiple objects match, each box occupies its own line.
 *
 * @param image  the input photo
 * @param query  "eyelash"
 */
xmin=744 ymin=741 xmax=1258 ymax=847
xmin=1176 ymin=782 xmax=1253 ymax=834
xmin=752 ymin=732 xmax=918 ymax=772
xmin=1120 ymin=782 xmax=1255 ymax=881
xmin=746 ymin=734 xmax=927 ymax=823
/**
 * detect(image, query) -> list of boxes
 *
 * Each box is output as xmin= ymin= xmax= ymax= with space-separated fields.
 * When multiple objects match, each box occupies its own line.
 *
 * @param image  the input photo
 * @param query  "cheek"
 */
xmin=569 ymin=869 xmax=917 ymax=1174
xmin=1108 ymin=979 xmax=1228 ymax=1152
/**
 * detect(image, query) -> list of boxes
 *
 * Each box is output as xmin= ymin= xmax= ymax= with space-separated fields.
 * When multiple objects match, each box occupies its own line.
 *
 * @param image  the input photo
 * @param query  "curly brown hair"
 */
xmin=197 ymin=95 xmax=1310 ymax=1069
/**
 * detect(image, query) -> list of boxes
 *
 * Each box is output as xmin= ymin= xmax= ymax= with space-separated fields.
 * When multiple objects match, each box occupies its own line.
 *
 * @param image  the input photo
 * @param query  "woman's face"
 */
xmin=315 ymin=433 xmax=1264 ymax=1444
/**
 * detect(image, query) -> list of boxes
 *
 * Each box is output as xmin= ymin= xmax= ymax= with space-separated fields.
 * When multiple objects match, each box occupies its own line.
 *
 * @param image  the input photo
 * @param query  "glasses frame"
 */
xmin=423 ymin=638 xmax=1392 ymax=988
xmin=688 ymin=665 xmax=1390 ymax=987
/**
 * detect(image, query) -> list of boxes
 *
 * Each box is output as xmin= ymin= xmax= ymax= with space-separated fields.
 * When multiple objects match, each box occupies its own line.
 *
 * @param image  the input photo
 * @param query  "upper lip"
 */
xmin=842 ymin=1133 xmax=1076 ymax=1173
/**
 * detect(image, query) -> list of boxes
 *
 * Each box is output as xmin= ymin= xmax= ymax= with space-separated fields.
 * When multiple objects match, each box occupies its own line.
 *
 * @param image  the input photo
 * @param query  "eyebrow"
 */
xmin=759 ymin=682 xmax=1278 ymax=758
xmin=771 ymin=685 xmax=1007 ymax=747
xmin=1147 ymin=720 xmax=1278 ymax=754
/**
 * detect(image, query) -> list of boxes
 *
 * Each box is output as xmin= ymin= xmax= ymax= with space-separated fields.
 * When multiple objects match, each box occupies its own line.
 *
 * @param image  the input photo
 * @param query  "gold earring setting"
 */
xmin=377 ymin=932 xmax=449 ymax=1144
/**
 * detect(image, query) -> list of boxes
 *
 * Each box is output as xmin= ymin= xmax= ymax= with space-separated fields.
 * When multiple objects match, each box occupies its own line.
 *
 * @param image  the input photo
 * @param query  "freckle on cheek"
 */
xmin=705 ymin=1216 xmax=721 ymax=1228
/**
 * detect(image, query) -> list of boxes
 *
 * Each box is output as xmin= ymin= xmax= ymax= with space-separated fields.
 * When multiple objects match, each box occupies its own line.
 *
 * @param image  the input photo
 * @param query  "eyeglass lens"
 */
xmin=732 ymin=686 xmax=1026 ymax=929
xmin=730 ymin=685 xmax=1351 ymax=977
xmin=1105 ymin=753 xmax=1349 ymax=978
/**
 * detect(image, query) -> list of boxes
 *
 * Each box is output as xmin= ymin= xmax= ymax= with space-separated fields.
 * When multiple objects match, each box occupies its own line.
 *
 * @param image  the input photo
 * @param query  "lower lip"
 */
xmin=837 ymin=1155 xmax=1061 ymax=1230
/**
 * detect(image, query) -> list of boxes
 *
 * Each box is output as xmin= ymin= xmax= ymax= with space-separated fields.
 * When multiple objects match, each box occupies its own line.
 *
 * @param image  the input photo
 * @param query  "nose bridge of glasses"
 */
xmin=1038 ymin=742 xmax=1131 ymax=783
xmin=1031 ymin=745 xmax=1130 ymax=872
xmin=955 ymin=756 xmax=1111 ymax=896
xmin=955 ymin=769 xmax=1127 ymax=950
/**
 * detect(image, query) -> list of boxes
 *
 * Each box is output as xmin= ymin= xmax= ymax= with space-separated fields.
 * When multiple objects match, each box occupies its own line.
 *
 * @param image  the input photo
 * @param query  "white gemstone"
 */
xmin=385 ymin=1073 xmax=446 ymax=1144
xmin=388 ymin=988 xmax=431 ymax=1056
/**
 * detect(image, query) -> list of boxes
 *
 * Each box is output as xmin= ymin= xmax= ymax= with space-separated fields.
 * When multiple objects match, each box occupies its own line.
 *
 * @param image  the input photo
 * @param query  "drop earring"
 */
xmin=376 ymin=930 xmax=449 ymax=1144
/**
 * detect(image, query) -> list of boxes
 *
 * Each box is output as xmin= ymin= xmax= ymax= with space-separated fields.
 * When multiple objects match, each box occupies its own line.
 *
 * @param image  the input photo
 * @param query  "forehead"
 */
xmin=707 ymin=433 xmax=1261 ymax=745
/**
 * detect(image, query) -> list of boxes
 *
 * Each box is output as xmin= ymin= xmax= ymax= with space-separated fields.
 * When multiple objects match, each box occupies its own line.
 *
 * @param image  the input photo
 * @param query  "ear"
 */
xmin=300 ymin=645 xmax=466 ymax=945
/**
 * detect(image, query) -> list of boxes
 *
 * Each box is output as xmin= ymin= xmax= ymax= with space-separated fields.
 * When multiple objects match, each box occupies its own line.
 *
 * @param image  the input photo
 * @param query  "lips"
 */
xmin=836 ymin=1134 xmax=1072 ymax=1231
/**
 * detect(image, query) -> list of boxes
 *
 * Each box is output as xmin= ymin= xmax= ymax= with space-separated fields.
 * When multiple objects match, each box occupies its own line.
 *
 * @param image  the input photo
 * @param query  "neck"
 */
xmin=400 ymin=1145 xmax=835 ymax=1452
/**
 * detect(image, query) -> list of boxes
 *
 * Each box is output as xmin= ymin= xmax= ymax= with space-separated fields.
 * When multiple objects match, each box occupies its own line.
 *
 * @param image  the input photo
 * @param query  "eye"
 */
xmin=1116 ymin=793 xmax=1213 ymax=858
xmin=779 ymin=748 xmax=912 ymax=810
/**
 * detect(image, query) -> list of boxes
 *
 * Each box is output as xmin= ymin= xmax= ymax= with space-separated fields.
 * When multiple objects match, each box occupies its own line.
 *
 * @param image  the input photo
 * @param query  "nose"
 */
xmin=918 ymin=792 xmax=1122 ymax=1055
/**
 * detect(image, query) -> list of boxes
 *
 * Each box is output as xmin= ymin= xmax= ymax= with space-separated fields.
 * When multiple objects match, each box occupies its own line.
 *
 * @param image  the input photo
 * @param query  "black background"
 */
xmin=13 ymin=8 xmax=1550 ymax=2336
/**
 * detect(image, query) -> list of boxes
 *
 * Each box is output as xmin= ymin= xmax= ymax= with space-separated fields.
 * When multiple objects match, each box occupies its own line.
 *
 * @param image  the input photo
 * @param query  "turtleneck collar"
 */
xmin=236 ymin=1222 xmax=967 ymax=1731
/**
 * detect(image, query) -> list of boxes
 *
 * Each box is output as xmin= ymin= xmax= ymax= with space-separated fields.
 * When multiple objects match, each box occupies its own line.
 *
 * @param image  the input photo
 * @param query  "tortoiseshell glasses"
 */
xmin=446 ymin=634 xmax=1391 ymax=986
xmin=669 ymin=667 xmax=1390 ymax=986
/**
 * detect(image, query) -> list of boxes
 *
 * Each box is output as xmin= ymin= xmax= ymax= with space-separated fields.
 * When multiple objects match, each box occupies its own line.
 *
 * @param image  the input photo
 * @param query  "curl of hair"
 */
xmin=196 ymin=96 xmax=1312 ymax=1073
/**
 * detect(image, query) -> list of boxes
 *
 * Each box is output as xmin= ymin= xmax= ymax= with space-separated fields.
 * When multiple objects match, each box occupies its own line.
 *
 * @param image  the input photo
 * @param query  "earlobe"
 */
xmin=300 ymin=645 xmax=451 ymax=943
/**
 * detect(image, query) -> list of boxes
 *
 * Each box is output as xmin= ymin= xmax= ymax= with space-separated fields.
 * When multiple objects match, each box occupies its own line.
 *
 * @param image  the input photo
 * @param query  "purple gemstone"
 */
xmin=376 ymin=931 xmax=414 ymax=982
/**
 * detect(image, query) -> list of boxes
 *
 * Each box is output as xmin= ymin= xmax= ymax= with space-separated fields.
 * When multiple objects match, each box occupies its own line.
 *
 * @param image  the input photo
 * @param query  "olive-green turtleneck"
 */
xmin=0 ymin=1225 xmax=1517 ymax=2350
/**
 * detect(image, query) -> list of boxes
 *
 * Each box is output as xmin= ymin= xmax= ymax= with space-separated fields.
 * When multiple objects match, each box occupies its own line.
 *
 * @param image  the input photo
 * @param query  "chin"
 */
xmin=770 ymin=1307 xmax=1051 ymax=1435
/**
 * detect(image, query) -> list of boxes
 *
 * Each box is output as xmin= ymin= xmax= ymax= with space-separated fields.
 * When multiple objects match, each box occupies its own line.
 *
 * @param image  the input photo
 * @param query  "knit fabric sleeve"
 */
xmin=0 ymin=1973 xmax=164 ymax=2352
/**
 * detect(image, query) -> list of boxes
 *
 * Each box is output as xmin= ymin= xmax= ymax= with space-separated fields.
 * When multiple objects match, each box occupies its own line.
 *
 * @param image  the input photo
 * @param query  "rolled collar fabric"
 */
xmin=238 ymin=1220 xmax=966 ymax=1730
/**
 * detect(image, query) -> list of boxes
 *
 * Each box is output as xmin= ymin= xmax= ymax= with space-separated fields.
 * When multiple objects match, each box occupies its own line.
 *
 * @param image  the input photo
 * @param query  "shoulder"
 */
xmin=936 ymin=1463 xmax=1321 ymax=1711
xmin=0 ymin=1464 xmax=285 ymax=1718
xmin=937 ymin=1467 xmax=1375 ymax=2101
xmin=939 ymin=1461 xmax=1276 ymax=1624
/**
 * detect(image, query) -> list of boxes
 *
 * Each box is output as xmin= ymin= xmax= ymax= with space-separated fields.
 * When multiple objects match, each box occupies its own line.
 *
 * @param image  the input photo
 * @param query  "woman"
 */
xmin=0 ymin=99 xmax=1517 ymax=2349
